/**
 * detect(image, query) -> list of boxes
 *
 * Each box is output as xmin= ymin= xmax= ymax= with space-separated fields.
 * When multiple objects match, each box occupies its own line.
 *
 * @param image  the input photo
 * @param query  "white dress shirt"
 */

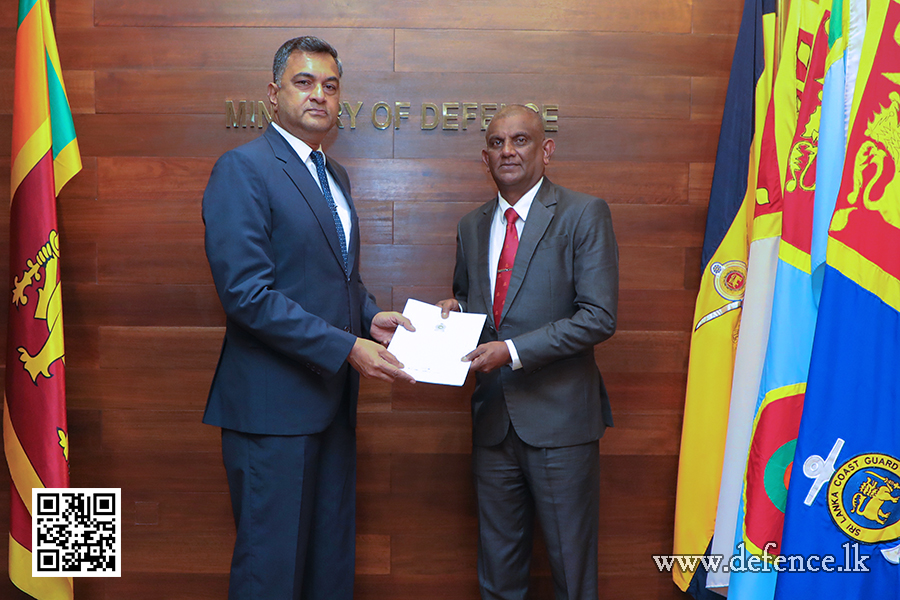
xmin=487 ymin=177 xmax=544 ymax=371
xmin=271 ymin=122 xmax=351 ymax=251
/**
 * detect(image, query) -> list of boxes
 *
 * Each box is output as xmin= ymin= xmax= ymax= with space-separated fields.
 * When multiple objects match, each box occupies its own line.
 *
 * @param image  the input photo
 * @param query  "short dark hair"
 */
xmin=272 ymin=36 xmax=343 ymax=84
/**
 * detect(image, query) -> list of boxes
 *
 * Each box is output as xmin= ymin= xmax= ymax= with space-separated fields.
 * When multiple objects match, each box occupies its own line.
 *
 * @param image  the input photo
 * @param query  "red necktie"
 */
xmin=493 ymin=208 xmax=519 ymax=328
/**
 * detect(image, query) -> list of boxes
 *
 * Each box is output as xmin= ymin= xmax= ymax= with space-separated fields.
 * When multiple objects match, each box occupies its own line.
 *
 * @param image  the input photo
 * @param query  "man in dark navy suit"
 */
xmin=202 ymin=36 xmax=414 ymax=600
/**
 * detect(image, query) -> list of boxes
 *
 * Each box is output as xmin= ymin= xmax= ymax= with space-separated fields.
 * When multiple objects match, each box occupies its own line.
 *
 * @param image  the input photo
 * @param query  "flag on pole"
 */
xmin=726 ymin=7 xmax=829 ymax=600
xmin=6 ymin=0 xmax=80 ymax=598
xmin=673 ymin=0 xmax=776 ymax=592
xmin=774 ymin=0 xmax=900 ymax=596
xmin=708 ymin=1 xmax=824 ymax=594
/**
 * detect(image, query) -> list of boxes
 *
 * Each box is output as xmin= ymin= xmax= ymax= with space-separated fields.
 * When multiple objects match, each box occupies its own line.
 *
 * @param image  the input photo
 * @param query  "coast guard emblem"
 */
xmin=828 ymin=453 xmax=900 ymax=544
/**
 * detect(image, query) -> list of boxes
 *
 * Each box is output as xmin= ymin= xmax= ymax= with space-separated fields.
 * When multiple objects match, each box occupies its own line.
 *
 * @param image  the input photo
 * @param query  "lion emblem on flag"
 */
xmin=11 ymin=229 xmax=65 ymax=382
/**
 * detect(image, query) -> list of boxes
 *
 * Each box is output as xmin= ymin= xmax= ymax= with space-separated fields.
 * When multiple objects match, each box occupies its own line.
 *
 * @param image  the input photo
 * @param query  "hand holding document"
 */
xmin=386 ymin=299 xmax=487 ymax=386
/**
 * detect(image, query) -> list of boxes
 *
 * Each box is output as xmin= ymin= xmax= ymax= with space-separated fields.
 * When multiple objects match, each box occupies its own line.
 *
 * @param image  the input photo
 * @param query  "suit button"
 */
xmin=343 ymin=326 xmax=351 ymax=332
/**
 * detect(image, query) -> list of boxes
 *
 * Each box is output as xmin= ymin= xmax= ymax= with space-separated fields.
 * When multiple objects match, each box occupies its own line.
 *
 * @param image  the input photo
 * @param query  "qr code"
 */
xmin=32 ymin=488 xmax=121 ymax=577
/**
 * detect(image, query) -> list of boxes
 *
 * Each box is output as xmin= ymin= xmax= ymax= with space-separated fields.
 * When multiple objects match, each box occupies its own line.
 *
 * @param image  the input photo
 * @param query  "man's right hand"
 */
xmin=348 ymin=338 xmax=416 ymax=384
xmin=436 ymin=298 xmax=460 ymax=318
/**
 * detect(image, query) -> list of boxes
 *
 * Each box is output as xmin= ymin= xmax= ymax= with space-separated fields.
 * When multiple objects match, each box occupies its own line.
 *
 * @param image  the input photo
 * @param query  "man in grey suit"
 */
xmin=438 ymin=104 xmax=618 ymax=600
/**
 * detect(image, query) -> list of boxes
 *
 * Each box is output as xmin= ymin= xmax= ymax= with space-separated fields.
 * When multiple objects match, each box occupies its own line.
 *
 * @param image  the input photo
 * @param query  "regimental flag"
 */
xmin=774 ymin=0 xmax=900 ymax=597
xmin=709 ymin=2 xmax=826 ymax=596
xmin=673 ymin=0 xmax=777 ymax=592
xmin=727 ymin=9 xmax=830 ymax=600
xmin=6 ymin=0 xmax=80 ymax=598
xmin=707 ymin=0 xmax=807 ymax=591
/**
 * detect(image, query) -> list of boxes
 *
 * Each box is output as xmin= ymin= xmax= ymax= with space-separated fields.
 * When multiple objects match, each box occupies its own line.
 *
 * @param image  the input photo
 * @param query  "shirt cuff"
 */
xmin=505 ymin=339 xmax=522 ymax=370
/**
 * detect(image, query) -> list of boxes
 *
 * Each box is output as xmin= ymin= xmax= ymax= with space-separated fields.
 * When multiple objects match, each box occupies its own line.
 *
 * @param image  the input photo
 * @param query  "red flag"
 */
xmin=6 ymin=0 xmax=80 ymax=597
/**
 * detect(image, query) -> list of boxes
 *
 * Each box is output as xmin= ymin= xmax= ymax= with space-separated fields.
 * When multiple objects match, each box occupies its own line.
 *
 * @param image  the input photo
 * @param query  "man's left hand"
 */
xmin=463 ymin=341 xmax=510 ymax=373
xmin=370 ymin=311 xmax=415 ymax=346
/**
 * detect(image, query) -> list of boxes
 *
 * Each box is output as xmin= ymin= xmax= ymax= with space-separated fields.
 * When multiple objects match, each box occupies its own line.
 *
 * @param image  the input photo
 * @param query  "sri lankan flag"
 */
xmin=775 ymin=0 xmax=900 ymax=596
xmin=6 ymin=0 xmax=80 ymax=598
xmin=672 ymin=0 xmax=776 ymax=592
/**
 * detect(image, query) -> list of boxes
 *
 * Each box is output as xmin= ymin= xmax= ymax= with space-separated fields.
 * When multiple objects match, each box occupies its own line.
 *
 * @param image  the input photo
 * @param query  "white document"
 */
xmin=387 ymin=298 xmax=487 ymax=386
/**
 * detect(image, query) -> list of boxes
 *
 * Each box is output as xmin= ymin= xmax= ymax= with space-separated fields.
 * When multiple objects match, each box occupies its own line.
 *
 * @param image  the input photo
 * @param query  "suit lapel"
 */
xmin=500 ymin=180 xmax=556 ymax=324
xmin=265 ymin=126 xmax=347 ymax=276
xmin=476 ymin=200 xmax=495 ymax=314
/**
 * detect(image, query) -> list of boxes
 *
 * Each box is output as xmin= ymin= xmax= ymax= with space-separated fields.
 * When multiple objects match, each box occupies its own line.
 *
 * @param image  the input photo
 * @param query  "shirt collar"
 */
xmin=271 ymin=121 xmax=320 ymax=164
xmin=497 ymin=177 xmax=543 ymax=222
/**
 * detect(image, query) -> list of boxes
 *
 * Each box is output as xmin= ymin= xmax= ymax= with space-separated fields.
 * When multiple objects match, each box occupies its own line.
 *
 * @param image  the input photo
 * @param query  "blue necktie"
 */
xmin=310 ymin=150 xmax=348 ymax=271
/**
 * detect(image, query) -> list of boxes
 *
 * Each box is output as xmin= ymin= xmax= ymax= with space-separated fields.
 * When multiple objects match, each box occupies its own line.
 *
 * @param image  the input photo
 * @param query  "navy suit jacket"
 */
xmin=453 ymin=179 xmax=619 ymax=448
xmin=202 ymin=125 xmax=379 ymax=435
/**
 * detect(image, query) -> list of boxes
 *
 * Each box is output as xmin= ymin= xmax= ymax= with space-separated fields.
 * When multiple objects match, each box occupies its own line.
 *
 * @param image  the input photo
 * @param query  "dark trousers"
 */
xmin=473 ymin=426 xmax=600 ymax=600
xmin=221 ymin=405 xmax=356 ymax=600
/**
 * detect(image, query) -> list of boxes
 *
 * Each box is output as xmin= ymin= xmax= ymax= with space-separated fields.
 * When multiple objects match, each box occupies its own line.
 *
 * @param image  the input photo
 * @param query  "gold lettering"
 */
xmin=442 ymin=102 xmax=459 ymax=131
xmin=394 ymin=101 xmax=411 ymax=130
xmin=461 ymin=102 xmax=478 ymax=131
xmin=225 ymin=100 xmax=247 ymax=128
xmin=246 ymin=101 xmax=257 ymax=128
xmin=256 ymin=101 xmax=272 ymax=128
xmin=372 ymin=101 xmax=392 ymax=130
xmin=480 ymin=103 xmax=497 ymax=131
xmin=542 ymin=104 xmax=559 ymax=132
xmin=421 ymin=103 xmax=439 ymax=130
xmin=226 ymin=100 xmax=563 ymax=131
xmin=343 ymin=101 xmax=363 ymax=129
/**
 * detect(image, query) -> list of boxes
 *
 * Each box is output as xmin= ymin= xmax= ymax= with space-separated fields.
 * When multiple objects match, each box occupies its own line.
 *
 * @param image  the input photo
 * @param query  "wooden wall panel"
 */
xmin=0 ymin=29 xmax=12 ymax=68
xmin=393 ymin=117 xmax=721 ymax=162
xmin=690 ymin=162 xmax=717 ymax=205
xmin=55 ymin=0 xmax=94 ymax=29
xmin=0 ymin=0 xmax=747 ymax=597
xmin=347 ymin=160 xmax=690 ymax=204
xmin=73 ymin=114 xmax=395 ymax=158
xmin=95 ymin=70 xmax=692 ymax=120
xmin=693 ymin=0 xmax=746 ymax=35
xmin=617 ymin=289 xmax=697 ymax=331
xmin=604 ymin=372 xmax=688 ymax=414
xmin=67 ymin=367 xmax=212 ymax=410
xmin=394 ymin=30 xmax=736 ymax=76
xmin=96 ymin=156 xmax=212 ymax=199
xmin=57 ymin=28 xmax=397 ymax=71
xmin=93 ymin=0 xmax=693 ymax=33
xmin=0 ymin=71 xmax=10 ymax=113
xmin=64 ymin=283 xmax=224 ymax=327
xmin=0 ymin=116 xmax=10 ymax=156
xmin=692 ymin=76 xmax=731 ymax=122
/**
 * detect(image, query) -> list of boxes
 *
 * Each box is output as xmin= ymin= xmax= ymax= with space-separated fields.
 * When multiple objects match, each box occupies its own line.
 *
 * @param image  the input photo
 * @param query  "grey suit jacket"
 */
xmin=453 ymin=178 xmax=618 ymax=448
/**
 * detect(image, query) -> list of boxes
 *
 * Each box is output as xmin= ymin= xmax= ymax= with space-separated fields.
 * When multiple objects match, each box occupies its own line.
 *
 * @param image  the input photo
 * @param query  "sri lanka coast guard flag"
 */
xmin=673 ymin=0 xmax=776 ymax=592
xmin=774 ymin=0 xmax=900 ymax=597
xmin=6 ymin=0 xmax=80 ymax=598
